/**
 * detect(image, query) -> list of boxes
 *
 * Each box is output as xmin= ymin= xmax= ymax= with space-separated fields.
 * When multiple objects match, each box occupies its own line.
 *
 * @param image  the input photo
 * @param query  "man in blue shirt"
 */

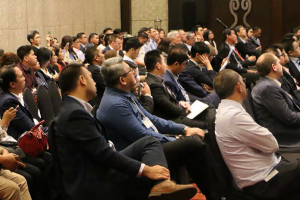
xmin=97 ymin=57 xmax=217 ymax=199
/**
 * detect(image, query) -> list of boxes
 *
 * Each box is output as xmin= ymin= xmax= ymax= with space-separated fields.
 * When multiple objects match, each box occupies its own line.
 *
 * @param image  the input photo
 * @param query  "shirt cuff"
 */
xmin=144 ymin=94 xmax=153 ymax=99
xmin=137 ymin=163 xmax=145 ymax=177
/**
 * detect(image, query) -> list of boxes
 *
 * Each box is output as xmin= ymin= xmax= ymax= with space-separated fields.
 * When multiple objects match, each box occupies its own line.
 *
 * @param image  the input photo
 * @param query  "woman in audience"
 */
xmin=36 ymin=48 xmax=59 ymax=83
xmin=53 ymin=46 xmax=66 ymax=71
xmin=0 ymin=52 xmax=21 ymax=68
xmin=157 ymin=37 xmax=172 ymax=63
xmin=46 ymin=47 xmax=60 ymax=75
xmin=97 ymin=33 xmax=106 ymax=53
xmin=204 ymin=29 xmax=218 ymax=55
xmin=154 ymin=30 xmax=161 ymax=46
xmin=158 ymin=28 xmax=165 ymax=39
xmin=61 ymin=35 xmax=80 ymax=63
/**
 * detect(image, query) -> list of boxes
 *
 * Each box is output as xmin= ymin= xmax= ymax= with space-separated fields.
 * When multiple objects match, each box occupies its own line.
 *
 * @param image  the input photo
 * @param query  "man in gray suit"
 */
xmin=252 ymin=53 xmax=300 ymax=147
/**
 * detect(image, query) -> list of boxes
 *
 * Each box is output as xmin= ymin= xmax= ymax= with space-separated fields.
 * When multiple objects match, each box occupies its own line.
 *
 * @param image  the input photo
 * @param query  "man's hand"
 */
xmin=256 ymin=46 xmax=262 ymax=50
xmin=185 ymin=127 xmax=205 ymax=139
xmin=0 ymin=153 xmax=26 ymax=171
xmin=142 ymin=165 xmax=170 ymax=180
xmin=179 ymin=101 xmax=191 ymax=112
xmin=141 ymin=82 xmax=151 ymax=96
xmin=247 ymin=70 xmax=257 ymax=73
xmin=221 ymin=57 xmax=229 ymax=67
xmin=247 ymin=56 xmax=256 ymax=62
xmin=52 ymin=73 xmax=59 ymax=81
xmin=199 ymin=55 xmax=213 ymax=70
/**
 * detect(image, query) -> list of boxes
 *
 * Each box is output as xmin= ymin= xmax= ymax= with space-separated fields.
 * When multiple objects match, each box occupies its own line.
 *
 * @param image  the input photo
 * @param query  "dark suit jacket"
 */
xmin=85 ymin=42 xmax=94 ymax=49
xmin=235 ymin=38 xmax=261 ymax=59
xmin=54 ymin=96 xmax=141 ymax=200
xmin=285 ymin=59 xmax=300 ymax=85
xmin=163 ymin=70 xmax=186 ymax=102
xmin=102 ymin=46 xmax=124 ymax=57
xmin=248 ymin=37 xmax=260 ymax=50
xmin=145 ymin=73 xmax=187 ymax=120
xmin=139 ymin=95 xmax=154 ymax=114
xmin=252 ymin=77 xmax=300 ymax=147
xmin=0 ymin=92 xmax=36 ymax=140
xmin=79 ymin=43 xmax=87 ymax=53
xmin=87 ymin=64 xmax=106 ymax=106
xmin=216 ymin=42 xmax=253 ymax=74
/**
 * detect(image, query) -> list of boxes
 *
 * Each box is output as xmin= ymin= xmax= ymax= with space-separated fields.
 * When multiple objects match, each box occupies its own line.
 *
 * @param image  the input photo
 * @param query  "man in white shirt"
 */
xmin=214 ymin=69 xmax=300 ymax=199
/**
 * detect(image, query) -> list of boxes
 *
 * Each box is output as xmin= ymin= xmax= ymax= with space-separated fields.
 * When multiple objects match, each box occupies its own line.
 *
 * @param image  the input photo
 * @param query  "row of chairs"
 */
xmin=23 ymin=81 xmax=62 ymax=127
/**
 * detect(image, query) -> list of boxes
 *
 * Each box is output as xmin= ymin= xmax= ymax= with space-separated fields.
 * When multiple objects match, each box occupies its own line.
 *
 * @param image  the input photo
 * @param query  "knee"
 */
xmin=188 ymin=135 xmax=206 ymax=152
xmin=144 ymin=136 xmax=161 ymax=146
xmin=1 ymin=179 xmax=22 ymax=200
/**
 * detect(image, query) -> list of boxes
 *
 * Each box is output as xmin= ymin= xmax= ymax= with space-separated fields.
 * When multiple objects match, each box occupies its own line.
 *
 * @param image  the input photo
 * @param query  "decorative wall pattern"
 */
xmin=0 ymin=0 xmax=121 ymax=52
xmin=131 ymin=0 xmax=168 ymax=35
xmin=229 ymin=0 xmax=252 ymax=28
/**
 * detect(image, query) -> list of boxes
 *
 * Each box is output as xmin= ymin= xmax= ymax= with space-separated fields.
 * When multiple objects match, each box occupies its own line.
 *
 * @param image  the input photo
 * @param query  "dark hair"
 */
xmin=256 ymin=53 xmax=277 ymax=76
xmin=104 ymin=34 xmax=113 ymax=46
xmin=61 ymin=35 xmax=73 ymax=49
xmin=167 ymin=48 xmax=189 ymax=65
xmin=193 ymin=25 xmax=203 ymax=34
xmin=88 ymin=33 xmax=98 ymax=43
xmin=0 ymin=49 xmax=4 ymax=57
xmin=138 ymin=32 xmax=148 ymax=39
xmin=0 ymin=52 xmax=21 ymax=68
xmin=17 ymin=45 xmax=33 ymax=61
xmin=85 ymin=46 xmax=99 ymax=64
xmin=253 ymin=26 xmax=261 ymax=32
xmin=0 ymin=64 xmax=18 ymax=91
xmin=282 ymin=33 xmax=297 ymax=42
xmin=213 ymin=69 xmax=240 ymax=99
xmin=263 ymin=44 xmax=283 ymax=57
xmin=170 ymin=44 xmax=189 ymax=54
xmin=124 ymin=37 xmax=143 ymax=52
xmin=246 ymin=26 xmax=252 ymax=33
xmin=157 ymin=38 xmax=172 ymax=54
xmin=72 ymin=36 xmax=78 ymax=43
xmin=282 ymin=38 xmax=296 ymax=55
xmin=191 ymin=42 xmax=210 ymax=58
xmin=103 ymin=28 xmax=112 ymax=34
xmin=203 ymin=30 xmax=211 ymax=41
xmin=108 ymin=34 xmax=120 ymax=44
xmin=53 ymin=45 xmax=61 ymax=57
xmin=36 ymin=47 xmax=52 ymax=66
xmin=138 ymin=27 xmax=150 ymax=35
xmin=113 ymin=28 xmax=122 ymax=35
xmin=292 ymin=26 xmax=300 ymax=34
xmin=98 ymin=33 xmax=105 ymax=45
xmin=234 ymin=25 xmax=244 ymax=35
xmin=27 ymin=30 xmax=39 ymax=44
xmin=59 ymin=64 xmax=85 ymax=94
xmin=144 ymin=50 xmax=162 ymax=72
xmin=222 ymin=28 xmax=233 ymax=42
xmin=158 ymin=29 xmax=165 ymax=34
xmin=77 ymin=32 xmax=85 ymax=39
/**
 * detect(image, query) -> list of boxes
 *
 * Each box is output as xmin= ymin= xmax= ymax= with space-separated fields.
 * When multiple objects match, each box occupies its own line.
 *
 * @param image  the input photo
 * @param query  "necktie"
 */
xmin=235 ymin=49 xmax=245 ymax=61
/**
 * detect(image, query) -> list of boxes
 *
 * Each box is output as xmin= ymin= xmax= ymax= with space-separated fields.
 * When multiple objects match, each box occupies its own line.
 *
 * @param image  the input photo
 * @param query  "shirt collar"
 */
xmin=220 ymin=99 xmax=244 ymax=109
xmin=266 ymin=76 xmax=282 ymax=87
xmin=123 ymin=55 xmax=135 ymax=63
xmin=239 ymin=37 xmax=247 ymax=44
xmin=167 ymin=69 xmax=178 ymax=81
xmin=19 ymin=63 xmax=31 ymax=73
xmin=290 ymin=57 xmax=299 ymax=64
xmin=148 ymin=73 xmax=164 ymax=83
xmin=109 ymin=45 xmax=114 ymax=50
xmin=226 ymin=42 xmax=236 ymax=51
xmin=10 ymin=92 xmax=24 ymax=106
xmin=68 ymin=95 xmax=93 ymax=115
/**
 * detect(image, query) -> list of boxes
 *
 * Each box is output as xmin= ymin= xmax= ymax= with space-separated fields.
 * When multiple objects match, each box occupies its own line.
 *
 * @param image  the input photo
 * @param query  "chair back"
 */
xmin=37 ymin=86 xmax=55 ymax=127
xmin=48 ymin=81 xmax=62 ymax=116
xmin=23 ymin=88 xmax=41 ymax=121
xmin=242 ymin=89 xmax=256 ymax=121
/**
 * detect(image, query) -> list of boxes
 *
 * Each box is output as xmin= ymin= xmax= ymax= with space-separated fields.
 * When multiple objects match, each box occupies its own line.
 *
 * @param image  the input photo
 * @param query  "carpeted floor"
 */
xmin=190 ymin=184 xmax=207 ymax=200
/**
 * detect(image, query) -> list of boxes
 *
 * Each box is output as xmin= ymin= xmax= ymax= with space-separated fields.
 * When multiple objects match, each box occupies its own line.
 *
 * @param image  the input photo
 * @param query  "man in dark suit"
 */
xmin=85 ymin=46 xmax=106 ymax=106
xmin=163 ymin=47 xmax=220 ymax=108
xmin=76 ymin=32 xmax=88 ymax=53
xmin=102 ymin=34 xmax=124 ymax=57
xmin=252 ymin=53 xmax=300 ymax=147
xmin=282 ymin=39 xmax=300 ymax=84
xmin=54 ymin=63 xmax=197 ymax=200
xmin=97 ymin=57 xmax=219 ymax=199
xmin=234 ymin=25 xmax=261 ymax=60
xmin=85 ymin=33 xmax=99 ymax=49
xmin=145 ymin=50 xmax=215 ymax=129
xmin=216 ymin=29 xmax=259 ymax=84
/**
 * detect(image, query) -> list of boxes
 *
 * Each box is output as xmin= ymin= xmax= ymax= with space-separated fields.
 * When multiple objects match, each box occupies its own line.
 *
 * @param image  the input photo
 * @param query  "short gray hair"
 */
xmin=186 ymin=32 xmax=194 ymax=40
xmin=167 ymin=31 xmax=178 ymax=39
xmin=101 ymin=57 xmax=126 ymax=87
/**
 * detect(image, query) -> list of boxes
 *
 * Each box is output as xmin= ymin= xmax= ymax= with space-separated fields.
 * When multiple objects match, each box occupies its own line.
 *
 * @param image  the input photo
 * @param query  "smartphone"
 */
xmin=48 ymin=31 xmax=51 ymax=35
xmin=14 ymin=105 xmax=19 ymax=110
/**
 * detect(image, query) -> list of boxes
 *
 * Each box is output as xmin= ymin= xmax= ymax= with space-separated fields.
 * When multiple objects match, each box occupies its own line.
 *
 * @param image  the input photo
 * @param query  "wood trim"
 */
xmin=271 ymin=0 xmax=283 ymax=43
xmin=121 ymin=0 xmax=132 ymax=34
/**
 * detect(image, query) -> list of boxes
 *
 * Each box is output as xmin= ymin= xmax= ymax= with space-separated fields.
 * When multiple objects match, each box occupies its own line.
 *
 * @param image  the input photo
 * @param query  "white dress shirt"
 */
xmin=215 ymin=99 xmax=280 ymax=189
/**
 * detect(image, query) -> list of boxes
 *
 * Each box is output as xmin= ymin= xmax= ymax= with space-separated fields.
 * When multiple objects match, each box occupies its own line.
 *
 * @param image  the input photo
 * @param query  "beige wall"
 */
xmin=0 ymin=0 xmax=121 ymax=53
xmin=131 ymin=0 xmax=168 ymax=35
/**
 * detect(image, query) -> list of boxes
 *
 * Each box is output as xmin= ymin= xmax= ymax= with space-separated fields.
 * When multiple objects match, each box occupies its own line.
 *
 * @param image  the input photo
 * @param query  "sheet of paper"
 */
xmin=187 ymin=100 xmax=209 ymax=119
xmin=219 ymin=48 xmax=234 ymax=71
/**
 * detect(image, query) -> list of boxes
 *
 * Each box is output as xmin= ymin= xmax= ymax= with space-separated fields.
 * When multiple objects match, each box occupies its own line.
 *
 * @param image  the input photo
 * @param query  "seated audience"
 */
xmin=216 ymin=29 xmax=258 ymax=84
xmin=157 ymin=37 xmax=172 ymax=64
xmin=248 ymin=26 xmax=262 ymax=49
xmin=47 ymin=47 xmax=60 ymax=74
xmin=61 ymin=36 xmax=81 ymax=63
xmin=167 ymin=31 xmax=181 ymax=46
xmin=203 ymin=29 xmax=218 ymax=55
xmin=158 ymin=28 xmax=165 ymax=39
xmin=76 ymin=32 xmax=88 ymax=53
xmin=145 ymin=50 xmax=215 ymax=129
xmin=85 ymin=46 xmax=106 ymax=106
xmin=185 ymin=32 xmax=196 ymax=54
xmin=53 ymin=46 xmax=66 ymax=71
xmin=193 ymin=25 xmax=204 ymax=42
xmin=282 ymin=38 xmax=300 ymax=84
xmin=103 ymin=27 xmax=113 ymax=35
xmin=104 ymin=50 xmax=118 ymax=59
xmin=252 ymin=53 xmax=300 ymax=147
xmin=27 ymin=31 xmax=41 ymax=55
xmin=136 ymin=31 xmax=150 ymax=68
xmin=85 ymin=33 xmax=99 ymax=49
xmin=0 ymin=52 xmax=21 ymax=68
xmin=54 ymin=63 xmax=197 ymax=200
xmin=102 ymin=34 xmax=124 ymax=57
xmin=234 ymin=25 xmax=261 ymax=59
xmin=17 ymin=45 xmax=38 ymax=90
xmin=97 ymin=33 xmax=106 ymax=53
xmin=215 ymin=69 xmax=300 ymax=200
xmin=163 ymin=47 xmax=220 ymax=108
xmin=72 ymin=36 xmax=85 ymax=61
xmin=178 ymin=29 xmax=187 ymax=44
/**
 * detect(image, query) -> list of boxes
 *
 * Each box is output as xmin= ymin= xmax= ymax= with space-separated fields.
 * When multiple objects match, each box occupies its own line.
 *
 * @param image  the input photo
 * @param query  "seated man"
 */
xmin=102 ymin=34 xmax=124 ymax=57
xmin=97 ymin=57 xmax=218 ymax=199
xmin=54 ymin=63 xmax=197 ymax=200
xmin=282 ymin=38 xmax=300 ymax=84
xmin=166 ymin=46 xmax=220 ymax=107
xmin=216 ymin=29 xmax=258 ymax=84
xmin=85 ymin=46 xmax=106 ymax=106
xmin=252 ymin=53 xmax=300 ymax=147
xmin=145 ymin=50 xmax=215 ymax=129
xmin=215 ymin=69 xmax=300 ymax=200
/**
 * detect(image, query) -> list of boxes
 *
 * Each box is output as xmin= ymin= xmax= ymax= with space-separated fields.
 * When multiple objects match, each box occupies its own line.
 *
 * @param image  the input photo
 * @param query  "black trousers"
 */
xmin=244 ymin=159 xmax=300 ymax=200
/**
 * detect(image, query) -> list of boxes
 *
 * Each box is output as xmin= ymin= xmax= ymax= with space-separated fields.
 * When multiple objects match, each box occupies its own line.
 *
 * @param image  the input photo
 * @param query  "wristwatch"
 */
xmin=182 ymin=125 xmax=189 ymax=134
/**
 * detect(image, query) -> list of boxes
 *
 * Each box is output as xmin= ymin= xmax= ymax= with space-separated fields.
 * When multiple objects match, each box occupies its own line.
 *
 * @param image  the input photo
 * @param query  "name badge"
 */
xmin=264 ymin=169 xmax=278 ymax=182
xmin=142 ymin=117 xmax=153 ymax=129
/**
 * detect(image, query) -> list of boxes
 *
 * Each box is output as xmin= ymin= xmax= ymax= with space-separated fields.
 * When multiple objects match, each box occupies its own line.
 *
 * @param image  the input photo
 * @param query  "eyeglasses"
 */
xmin=277 ymin=53 xmax=284 ymax=58
xmin=119 ymin=68 xmax=133 ymax=79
